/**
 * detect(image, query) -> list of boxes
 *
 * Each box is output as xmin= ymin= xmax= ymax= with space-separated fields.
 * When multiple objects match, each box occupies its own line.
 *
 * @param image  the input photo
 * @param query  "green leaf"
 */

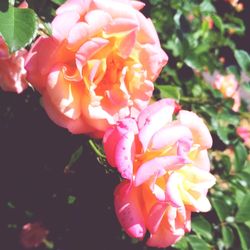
xmin=200 ymin=0 xmax=216 ymax=13
xmin=211 ymin=14 xmax=224 ymax=33
xmin=234 ymin=142 xmax=248 ymax=172
xmin=67 ymin=195 xmax=76 ymax=205
xmin=235 ymin=193 xmax=250 ymax=222
xmin=227 ymin=65 xmax=240 ymax=80
xmin=234 ymin=224 xmax=250 ymax=250
xmin=157 ymin=85 xmax=181 ymax=101
xmin=186 ymin=235 xmax=210 ymax=250
xmin=0 ymin=6 xmax=37 ymax=52
xmin=234 ymin=50 xmax=250 ymax=75
xmin=173 ymin=236 xmax=190 ymax=249
xmin=51 ymin=0 xmax=66 ymax=5
xmin=67 ymin=145 xmax=83 ymax=167
xmin=221 ymin=226 xmax=234 ymax=249
xmin=211 ymin=198 xmax=231 ymax=222
xmin=191 ymin=215 xmax=213 ymax=241
xmin=184 ymin=55 xmax=203 ymax=70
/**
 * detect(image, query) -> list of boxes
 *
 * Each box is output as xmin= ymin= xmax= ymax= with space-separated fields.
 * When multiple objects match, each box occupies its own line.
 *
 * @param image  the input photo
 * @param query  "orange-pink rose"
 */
xmin=213 ymin=74 xmax=240 ymax=112
xmin=104 ymin=99 xmax=215 ymax=247
xmin=25 ymin=0 xmax=168 ymax=137
xmin=0 ymin=37 xmax=28 ymax=94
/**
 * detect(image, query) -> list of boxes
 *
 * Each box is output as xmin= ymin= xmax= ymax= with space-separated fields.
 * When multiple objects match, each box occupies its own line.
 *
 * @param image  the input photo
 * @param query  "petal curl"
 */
xmin=138 ymin=99 xmax=175 ymax=151
xmin=114 ymin=181 xmax=146 ymax=239
xmin=178 ymin=110 xmax=213 ymax=149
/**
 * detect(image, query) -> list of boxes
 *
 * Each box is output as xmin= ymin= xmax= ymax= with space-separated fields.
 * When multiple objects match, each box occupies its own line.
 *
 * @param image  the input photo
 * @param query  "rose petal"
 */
xmin=75 ymin=37 xmax=109 ymax=74
xmin=114 ymin=181 xmax=146 ymax=239
xmin=150 ymin=123 xmax=192 ymax=150
xmin=135 ymin=155 xmax=187 ymax=186
xmin=52 ymin=11 xmax=81 ymax=42
xmin=42 ymin=92 xmax=92 ymax=134
xmin=147 ymin=203 xmax=166 ymax=234
xmin=178 ymin=110 xmax=213 ymax=149
xmin=138 ymin=99 xmax=175 ymax=151
xmin=56 ymin=0 xmax=92 ymax=16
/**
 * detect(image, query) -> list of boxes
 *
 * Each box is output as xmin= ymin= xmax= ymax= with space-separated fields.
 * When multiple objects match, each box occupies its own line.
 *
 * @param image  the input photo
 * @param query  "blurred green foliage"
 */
xmin=148 ymin=0 xmax=250 ymax=249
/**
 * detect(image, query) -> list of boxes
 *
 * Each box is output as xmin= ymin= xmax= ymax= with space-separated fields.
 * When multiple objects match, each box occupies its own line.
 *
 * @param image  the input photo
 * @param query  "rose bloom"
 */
xmin=0 ymin=36 xmax=28 ymax=93
xmin=213 ymin=74 xmax=240 ymax=112
xmin=25 ymin=0 xmax=168 ymax=137
xmin=237 ymin=119 xmax=250 ymax=148
xmin=20 ymin=223 xmax=48 ymax=249
xmin=104 ymin=99 xmax=216 ymax=248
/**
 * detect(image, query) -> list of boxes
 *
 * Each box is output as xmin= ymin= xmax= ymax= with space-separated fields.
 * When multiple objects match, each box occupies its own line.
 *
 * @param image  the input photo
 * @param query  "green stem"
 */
xmin=42 ymin=239 xmax=54 ymax=249
xmin=88 ymin=139 xmax=106 ymax=158
xmin=180 ymin=96 xmax=210 ymax=104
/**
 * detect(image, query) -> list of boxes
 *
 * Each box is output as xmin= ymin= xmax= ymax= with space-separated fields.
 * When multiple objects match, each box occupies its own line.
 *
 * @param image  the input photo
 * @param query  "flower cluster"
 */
xmin=103 ymin=99 xmax=215 ymax=247
xmin=0 ymin=36 xmax=28 ymax=94
xmin=213 ymin=74 xmax=240 ymax=112
xmin=0 ymin=0 xmax=217 ymax=248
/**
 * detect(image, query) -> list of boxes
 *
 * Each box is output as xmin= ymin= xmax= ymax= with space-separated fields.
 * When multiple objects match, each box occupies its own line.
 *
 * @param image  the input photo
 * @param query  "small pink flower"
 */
xmin=0 ymin=37 xmax=28 ymax=94
xmin=237 ymin=119 xmax=250 ymax=148
xmin=20 ymin=223 xmax=48 ymax=249
xmin=203 ymin=16 xmax=214 ymax=30
xmin=19 ymin=1 xmax=29 ymax=8
xmin=213 ymin=74 xmax=240 ymax=111
xmin=104 ymin=99 xmax=215 ymax=248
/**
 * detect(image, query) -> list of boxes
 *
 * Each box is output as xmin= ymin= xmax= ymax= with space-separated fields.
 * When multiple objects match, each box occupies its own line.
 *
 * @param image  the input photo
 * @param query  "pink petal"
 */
xmin=194 ymin=149 xmax=210 ymax=171
xmin=46 ymin=65 xmax=82 ymax=120
xmin=131 ymin=1 xmax=145 ymax=10
xmin=146 ymin=225 xmax=183 ymax=248
xmin=18 ymin=1 xmax=28 ymax=8
xmin=150 ymin=124 xmax=192 ymax=150
xmin=118 ymin=30 xmax=136 ymax=58
xmin=135 ymin=155 xmax=187 ymax=186
xmin=93 ymin=0 xmax=137 ymax=20
xmin=75 ymin=37 xmax=109 ymax=74
xmin=138 ymin=99 xmax=175 ymax=151
xmin=104 ymin=17 xmax=138 ymax=34
xmin=114 ymin=181 xmax=146 ymax=239
xmin=25 ymin=36 xmax=58 ymax=92
xmin=56 ymin=0 xmax=92 ymax=16
xmin=52 ymin=11 xmax=81 ymax=42
xmin=67 ymin=22 xmax=89 ymax=51
xmin=147 ymin=203 xmax=166 ymax=234
xmin=85 ymin=10 xmax=112 ymax=36
xmin=178 ymin=110 xmax=213 ymax=149
xmin=42 ymin=92 xmax=92 ymax=134
xmin=139 ymin=43 xmax=168 ymax=81
xmin=165 ymin=172 xmax=184 ymax=207
xmin=115 ymin=129 xmax=136 ymax=180
xmin=103 ymin=118 xmax=137 ymax=173
xmin=136 ymin=13 xmax=160 ymax=45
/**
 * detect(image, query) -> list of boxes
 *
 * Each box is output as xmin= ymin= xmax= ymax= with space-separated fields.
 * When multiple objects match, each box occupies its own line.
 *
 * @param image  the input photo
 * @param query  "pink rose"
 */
xmin=213 ymin=74 xmax=240 ymax=112
xmin=0 ymin=37 xmax=28 ymax=93
xmin=237 ymin=119 xmax=250 ymax=148
xmin=114 ymin=180 xmax=191 ymax=248
xmin=25 ymin=0 xmax=168 ymax=137
xmin=104 ymin=99 xmax=215 ymax=247
xmin=20 ymin=223 xmax=48 ymax=249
